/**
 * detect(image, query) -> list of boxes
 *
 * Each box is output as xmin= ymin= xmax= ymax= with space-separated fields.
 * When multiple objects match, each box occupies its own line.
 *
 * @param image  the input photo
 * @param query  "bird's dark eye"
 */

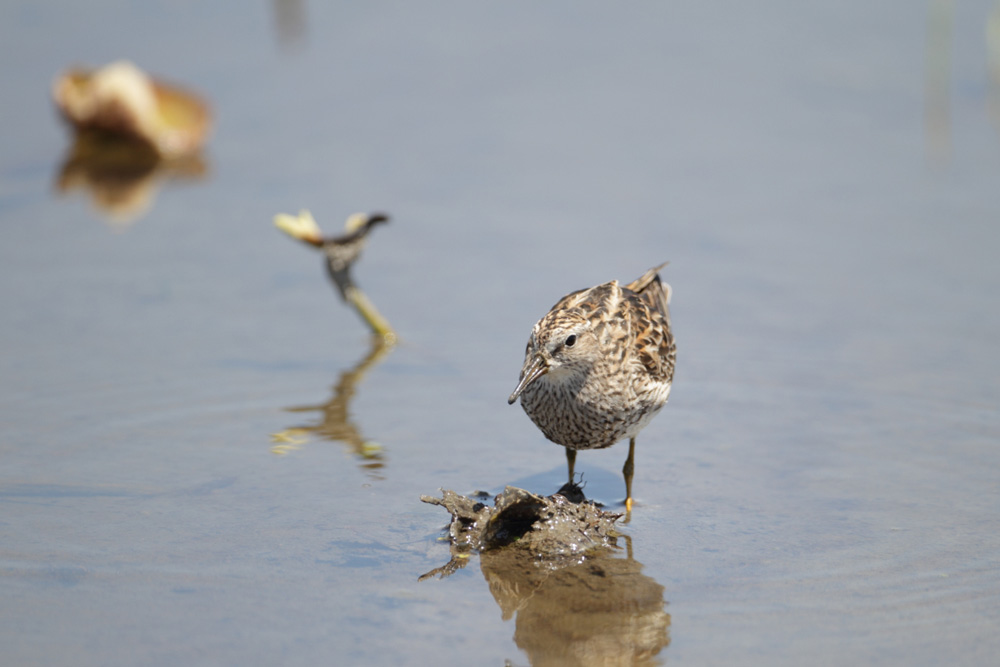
xmin=565 ymin=334 xmax=577 ymax=347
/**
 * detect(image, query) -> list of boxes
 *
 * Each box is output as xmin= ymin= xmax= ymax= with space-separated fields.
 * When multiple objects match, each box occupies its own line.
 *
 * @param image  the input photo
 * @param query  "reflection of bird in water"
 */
xmin=274 ymin=210 xmax=394 ymax=340
xmin=481 ymin=539 xmax=670 ymax=666
xmin=55 ymin=130 xmax=207 ymax=227
xmin=509 ymin=265 xmax=676 ymax=513
xmin=271 ymin=334 xmax=393 ymax=475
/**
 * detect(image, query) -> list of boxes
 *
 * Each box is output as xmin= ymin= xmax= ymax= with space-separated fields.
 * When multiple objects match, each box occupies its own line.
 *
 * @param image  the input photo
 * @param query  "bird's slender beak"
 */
xmin=508 ymin=354 xmax=548 ymax=404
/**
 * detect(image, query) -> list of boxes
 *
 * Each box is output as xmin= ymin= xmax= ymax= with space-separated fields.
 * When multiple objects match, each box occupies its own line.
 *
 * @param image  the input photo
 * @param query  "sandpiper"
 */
xmin=508 ymin=264 xmax=676 ymax=511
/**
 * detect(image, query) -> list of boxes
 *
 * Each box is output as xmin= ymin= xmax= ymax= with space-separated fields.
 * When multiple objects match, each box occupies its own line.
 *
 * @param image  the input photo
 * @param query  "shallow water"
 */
xmin=2 ymin=1 xmax=1000 ymax=665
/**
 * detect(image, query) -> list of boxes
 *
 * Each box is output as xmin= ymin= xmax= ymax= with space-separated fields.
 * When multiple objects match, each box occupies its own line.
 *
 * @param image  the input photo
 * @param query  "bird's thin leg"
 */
xmin=623 ymin=437 xmax=636 ymax=512
xmin=565 ymin=447 xmax=577 ymax=483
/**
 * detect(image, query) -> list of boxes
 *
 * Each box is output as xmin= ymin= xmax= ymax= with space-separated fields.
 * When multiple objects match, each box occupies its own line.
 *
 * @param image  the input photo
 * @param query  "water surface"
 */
xmin=1 ymin=1 xmax=999 ymax=665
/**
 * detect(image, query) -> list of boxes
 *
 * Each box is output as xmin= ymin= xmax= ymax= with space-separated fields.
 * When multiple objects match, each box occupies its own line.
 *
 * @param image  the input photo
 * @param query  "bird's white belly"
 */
xmin=520 ymin=377 xmax=671 ymax=450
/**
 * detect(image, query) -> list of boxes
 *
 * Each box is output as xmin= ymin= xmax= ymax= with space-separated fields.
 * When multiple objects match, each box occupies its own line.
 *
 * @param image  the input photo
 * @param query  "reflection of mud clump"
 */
xmin=482 ymin=547 xmax=670 ymax=667
xmin=419 ymin=484 xmax=622 ymax=577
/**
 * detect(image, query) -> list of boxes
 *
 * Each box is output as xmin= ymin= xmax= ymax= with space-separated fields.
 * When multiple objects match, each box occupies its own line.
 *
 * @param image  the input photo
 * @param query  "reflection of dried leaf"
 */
xmin=55 ymin=130 xmax=208 ymax=227
xmin=53 ymin=60 xmax=211 ymax=158
xmin=269 ymin=428 xmax=310 ymax=455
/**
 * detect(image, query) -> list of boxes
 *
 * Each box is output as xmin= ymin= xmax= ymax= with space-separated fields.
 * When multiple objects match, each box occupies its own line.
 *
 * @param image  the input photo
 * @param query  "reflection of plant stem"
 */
xmin=271 ymin=334 xmax=395 ymax=475
xmin=988 ymin=1 xmax=1000 ymax=139
xmin=925 ymin=0 xmax=954 ymax=162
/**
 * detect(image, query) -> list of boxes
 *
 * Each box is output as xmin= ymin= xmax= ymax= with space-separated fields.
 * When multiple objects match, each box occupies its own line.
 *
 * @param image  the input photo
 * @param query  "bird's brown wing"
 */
xmin=625 ymin=265 xmax=675 ymax=384
xmin=625 ymin=263 xmax=670 ymax=322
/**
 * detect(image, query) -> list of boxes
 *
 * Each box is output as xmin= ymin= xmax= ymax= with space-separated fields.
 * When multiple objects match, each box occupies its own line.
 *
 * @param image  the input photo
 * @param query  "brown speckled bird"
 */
xmin=508 ymin=264 xmax=676 ymax=511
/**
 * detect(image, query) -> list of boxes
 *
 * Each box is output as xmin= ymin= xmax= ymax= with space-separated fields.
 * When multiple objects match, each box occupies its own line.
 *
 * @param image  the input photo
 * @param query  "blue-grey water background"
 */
xmin=2 ymin=1 xmax=999 ymax=665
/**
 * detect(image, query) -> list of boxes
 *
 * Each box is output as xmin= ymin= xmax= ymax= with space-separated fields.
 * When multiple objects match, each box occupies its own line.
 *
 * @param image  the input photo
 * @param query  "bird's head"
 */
xmin=507 ymin=313 xmax=596 ymax=404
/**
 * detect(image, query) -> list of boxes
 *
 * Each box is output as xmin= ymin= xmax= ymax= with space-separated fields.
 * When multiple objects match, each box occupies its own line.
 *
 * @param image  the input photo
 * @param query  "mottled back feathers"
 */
xmin=511 ymin=264 xmax=676 ymax=452
xmin=536 ymin=264 xmax=675 ymax=386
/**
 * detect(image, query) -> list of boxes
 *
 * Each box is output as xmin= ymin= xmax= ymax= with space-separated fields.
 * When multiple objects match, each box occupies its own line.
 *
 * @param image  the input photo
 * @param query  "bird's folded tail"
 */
xmin=627 ymin=263 xmax=671 ymax=321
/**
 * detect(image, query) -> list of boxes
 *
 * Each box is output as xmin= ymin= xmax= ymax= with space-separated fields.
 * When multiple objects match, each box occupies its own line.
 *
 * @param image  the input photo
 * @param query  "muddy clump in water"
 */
xmin=419 ymin=483 xmax=623 ymax=579
xmin=421 ymin=484 xmax=671 ymax=664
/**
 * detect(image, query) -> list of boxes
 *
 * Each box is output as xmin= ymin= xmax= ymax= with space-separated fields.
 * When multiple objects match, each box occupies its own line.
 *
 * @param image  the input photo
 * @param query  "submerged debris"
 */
xmin=419 ymin=484 xmax=623 ymax=580
xmin=52 ymin=60 xmax=212 ymax=159
xmin=273 ymin=210 xmax=395 ymax=340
